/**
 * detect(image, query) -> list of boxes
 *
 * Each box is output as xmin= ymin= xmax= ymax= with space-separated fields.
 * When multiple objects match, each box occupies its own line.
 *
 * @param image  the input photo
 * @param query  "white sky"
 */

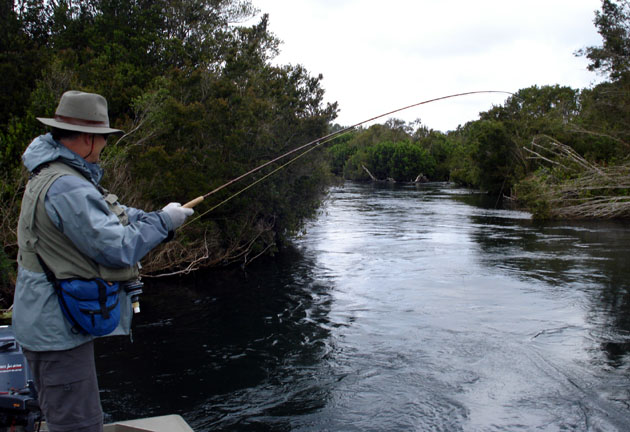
xmin=247 ymin=0 xmax=605 ymax=132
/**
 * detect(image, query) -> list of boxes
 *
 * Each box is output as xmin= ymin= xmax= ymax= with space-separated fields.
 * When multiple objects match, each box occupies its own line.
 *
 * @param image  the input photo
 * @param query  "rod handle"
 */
xmin=183 ymin=196 xmax=204 ymax=209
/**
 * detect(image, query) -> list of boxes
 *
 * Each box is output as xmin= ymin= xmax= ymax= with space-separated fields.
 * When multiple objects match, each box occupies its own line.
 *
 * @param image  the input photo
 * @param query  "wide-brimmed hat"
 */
xmin=37 ymin=90 xmax=124 ymax=135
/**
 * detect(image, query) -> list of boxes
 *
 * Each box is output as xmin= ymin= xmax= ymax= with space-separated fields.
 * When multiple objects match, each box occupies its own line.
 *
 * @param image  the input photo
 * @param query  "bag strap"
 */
xmin=35 ymin=254 xmax=59 ymax=289
xmin=35 ymin=254 xmax=85 ymax=335
xmin=96 ymin=279 xmax=110 ymax=319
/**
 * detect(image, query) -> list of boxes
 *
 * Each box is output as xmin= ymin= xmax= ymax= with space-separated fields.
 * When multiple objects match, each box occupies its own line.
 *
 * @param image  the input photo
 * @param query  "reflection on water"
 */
xmin=97 ymin=182 xmax=630 ymax=431
xmin=469 ymin=208 xmax=630 ymax=367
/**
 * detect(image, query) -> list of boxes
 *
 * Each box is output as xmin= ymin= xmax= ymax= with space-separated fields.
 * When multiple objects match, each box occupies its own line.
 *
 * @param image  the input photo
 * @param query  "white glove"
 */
xmin=162 ymin=202 xmax=194 ymax=229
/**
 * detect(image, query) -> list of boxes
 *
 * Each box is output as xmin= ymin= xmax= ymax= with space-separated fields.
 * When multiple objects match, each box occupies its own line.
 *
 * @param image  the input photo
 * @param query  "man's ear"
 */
xmin=79 ymin=133 xmax=94 ymax=150
xmin=80 ymin=133 xmax=92 ymax=145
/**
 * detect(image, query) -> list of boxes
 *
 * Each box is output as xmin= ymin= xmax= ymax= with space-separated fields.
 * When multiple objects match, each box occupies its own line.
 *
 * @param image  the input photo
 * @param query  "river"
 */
xmin=97 ymin=182 xmax=630 ymax=431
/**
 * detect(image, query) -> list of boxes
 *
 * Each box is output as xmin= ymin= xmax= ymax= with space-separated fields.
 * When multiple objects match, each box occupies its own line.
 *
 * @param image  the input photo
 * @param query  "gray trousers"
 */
xmin=24 ymin=341 xmax=103 ymax=432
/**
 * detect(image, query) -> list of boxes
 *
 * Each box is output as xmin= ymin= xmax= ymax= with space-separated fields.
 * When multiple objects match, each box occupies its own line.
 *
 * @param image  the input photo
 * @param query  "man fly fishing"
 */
xmin=12 ymin=91 xmax=194 ymax=432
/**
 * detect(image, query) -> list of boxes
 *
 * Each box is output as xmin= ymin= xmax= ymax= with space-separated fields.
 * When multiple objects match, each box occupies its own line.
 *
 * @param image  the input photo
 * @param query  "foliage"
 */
xmin=326 ymin=129 xmax=357 ymax=176
xmin=450 ymin=84 xmax=611 ymax=196
xmin=116 ymin=55 xmax=337 ymax=272
xmin=578 ymin=0 xmax=630 ymax=80
xmin=469 ymin=120 xmax=521 ymax=195
xmin=327 ymin=122 xmax=441 ymax=182
xmin=420 ymin=131 xmax=454 ymax=181
xmin=515 ymin=136 xmax=630 ymax=219
xmin=575 ymin=78 xmax=630 ymax=158
xmin=512 ymin=171 xmax=554 ymax=219
xmin=344 ymin=140 xmax=432 ymax=182
xmin=444 ymin=129 xmax=481 ymax=187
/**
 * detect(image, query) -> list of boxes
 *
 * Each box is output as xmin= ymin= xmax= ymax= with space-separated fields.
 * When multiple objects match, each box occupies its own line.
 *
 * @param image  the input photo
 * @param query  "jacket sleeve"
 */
xmin=44 ymin=175 xmax=174 ymax=268
xmin=120 ymin=205 xmax=149 ymax=225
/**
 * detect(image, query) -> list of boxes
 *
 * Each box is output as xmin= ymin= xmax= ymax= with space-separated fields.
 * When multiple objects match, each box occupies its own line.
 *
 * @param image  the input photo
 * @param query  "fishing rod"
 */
xmin=181 ymin=127 xmax=355 ymax=228
xmin=182 ymin=90 xmax=514 ymax=213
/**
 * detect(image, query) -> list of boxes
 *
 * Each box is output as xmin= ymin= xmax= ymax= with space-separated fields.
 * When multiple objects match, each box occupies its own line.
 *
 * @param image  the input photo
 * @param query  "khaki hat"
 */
xmin=37 ymin=90 xmax=124 ymax=135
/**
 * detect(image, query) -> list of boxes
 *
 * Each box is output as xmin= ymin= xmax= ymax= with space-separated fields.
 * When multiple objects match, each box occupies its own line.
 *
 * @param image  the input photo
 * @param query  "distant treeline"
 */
xmin=327 ymin=82 xmax=630 ymax=211
xmin=328 ymin=0 xmax=630 ymax=221
xmin=1 ymin=0 xmax=630 ymax=303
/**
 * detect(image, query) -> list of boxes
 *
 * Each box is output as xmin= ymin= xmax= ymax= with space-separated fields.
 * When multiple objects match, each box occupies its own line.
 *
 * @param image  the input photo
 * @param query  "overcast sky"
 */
xmin=247 ymin=0 xmax=605 ymax=132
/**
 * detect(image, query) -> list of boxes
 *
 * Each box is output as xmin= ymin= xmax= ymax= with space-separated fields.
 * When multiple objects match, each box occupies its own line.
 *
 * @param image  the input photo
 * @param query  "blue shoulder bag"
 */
xmin=36 ymin=255 xmax=121 ymax=336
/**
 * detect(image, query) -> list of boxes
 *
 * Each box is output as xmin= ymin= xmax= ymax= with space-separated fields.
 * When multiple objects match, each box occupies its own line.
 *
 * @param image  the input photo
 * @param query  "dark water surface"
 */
xmin=97 ymin=182 xmax=630 ymax=431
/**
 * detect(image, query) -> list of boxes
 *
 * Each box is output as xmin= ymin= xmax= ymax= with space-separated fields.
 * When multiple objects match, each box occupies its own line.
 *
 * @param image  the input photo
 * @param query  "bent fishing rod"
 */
xmin=182 ymin=90 xmax=514 ymax=216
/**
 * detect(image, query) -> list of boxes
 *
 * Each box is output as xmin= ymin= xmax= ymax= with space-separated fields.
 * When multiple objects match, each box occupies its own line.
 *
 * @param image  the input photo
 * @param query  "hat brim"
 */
xmin=37 ymin=117 xmax=124 ymax=135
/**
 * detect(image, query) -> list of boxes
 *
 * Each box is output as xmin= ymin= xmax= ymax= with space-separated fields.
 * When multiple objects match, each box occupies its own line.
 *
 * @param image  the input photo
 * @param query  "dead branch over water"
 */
xmin=521 ymin=135 xmax=630 ymax=219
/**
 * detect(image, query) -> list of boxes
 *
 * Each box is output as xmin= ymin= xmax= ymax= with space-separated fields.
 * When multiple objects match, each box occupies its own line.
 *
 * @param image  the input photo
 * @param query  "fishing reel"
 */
xmin=122 ymin=279 xmax=144 ymax=314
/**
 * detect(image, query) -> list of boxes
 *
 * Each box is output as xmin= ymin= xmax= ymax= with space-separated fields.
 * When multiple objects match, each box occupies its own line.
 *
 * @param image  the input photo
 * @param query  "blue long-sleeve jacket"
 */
xmin=12 ymin=133 xmax=174 ymax=351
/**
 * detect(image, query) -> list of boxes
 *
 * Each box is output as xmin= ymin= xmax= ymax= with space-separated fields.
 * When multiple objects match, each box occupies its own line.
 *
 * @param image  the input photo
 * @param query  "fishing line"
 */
xmin=181 ymin=90 xmax=514 ymax=221
xmin=181 ymin=129 xmax=351 ymax=228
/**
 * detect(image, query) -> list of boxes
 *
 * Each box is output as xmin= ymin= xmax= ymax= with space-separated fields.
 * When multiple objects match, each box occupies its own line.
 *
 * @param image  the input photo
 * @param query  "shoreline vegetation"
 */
xmin=2 ymin=0 xmax=630 ymax=306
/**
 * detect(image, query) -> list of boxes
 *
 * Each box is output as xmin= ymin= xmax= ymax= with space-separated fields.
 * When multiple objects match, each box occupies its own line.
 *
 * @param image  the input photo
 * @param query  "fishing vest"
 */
xmin=17 ymin=161 xmax=139 ymax=281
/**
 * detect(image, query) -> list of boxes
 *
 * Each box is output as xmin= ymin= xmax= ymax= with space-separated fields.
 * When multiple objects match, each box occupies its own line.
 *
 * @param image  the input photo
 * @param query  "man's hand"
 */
xmin=162 ymin=202 xmax=194 ymax=229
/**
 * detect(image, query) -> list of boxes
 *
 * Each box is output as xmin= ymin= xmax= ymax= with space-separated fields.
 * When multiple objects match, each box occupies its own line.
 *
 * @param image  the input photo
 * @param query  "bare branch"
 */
xmin=521 ymin=135 xmax=630 ymax=219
